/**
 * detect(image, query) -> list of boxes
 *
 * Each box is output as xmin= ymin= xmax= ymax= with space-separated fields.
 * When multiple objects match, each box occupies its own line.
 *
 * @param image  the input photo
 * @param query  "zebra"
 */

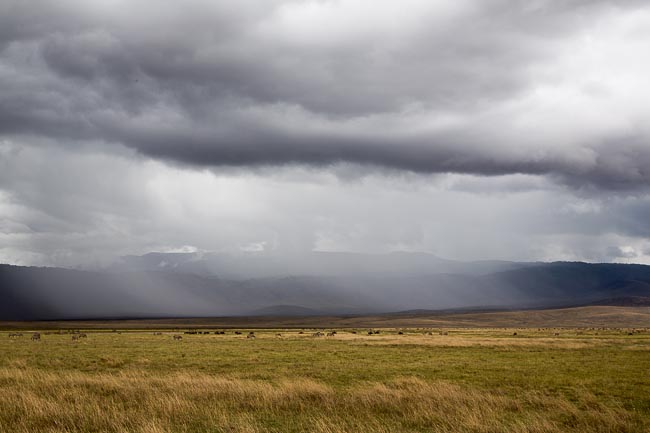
xmin=173 ymin=335 xmax=183 ymax=340
xmin=31 ymin=332 xmax=41 ymax=341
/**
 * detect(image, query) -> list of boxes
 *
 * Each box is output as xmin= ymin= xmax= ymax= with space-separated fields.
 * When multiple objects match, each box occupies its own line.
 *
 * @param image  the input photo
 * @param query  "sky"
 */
xmin=2 ymin=0 xmax=650 ymax=267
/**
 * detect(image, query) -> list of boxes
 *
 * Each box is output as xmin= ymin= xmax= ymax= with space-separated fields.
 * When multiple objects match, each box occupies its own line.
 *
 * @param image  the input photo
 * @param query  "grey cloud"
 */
xmin=605 ymin=246 xmax=637 ymax=260
xmin=1 ymin=1 xmax=650 ymax=190
xmin=2 ymin=137 xmax=650 ymax=268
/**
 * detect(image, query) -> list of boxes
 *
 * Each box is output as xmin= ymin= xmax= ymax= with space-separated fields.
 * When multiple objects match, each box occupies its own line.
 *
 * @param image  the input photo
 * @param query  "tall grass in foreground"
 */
xmin=0 ymin=368 xmax=643 ymax=433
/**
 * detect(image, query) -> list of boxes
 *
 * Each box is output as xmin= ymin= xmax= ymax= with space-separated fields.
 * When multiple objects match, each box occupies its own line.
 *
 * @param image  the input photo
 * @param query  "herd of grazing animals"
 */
xmin=5 ymin=328 xmax=646 ymax=343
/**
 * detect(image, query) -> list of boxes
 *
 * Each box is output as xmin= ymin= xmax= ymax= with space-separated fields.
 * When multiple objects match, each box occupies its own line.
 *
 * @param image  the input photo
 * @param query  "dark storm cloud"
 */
xmin=1 ymin=0 xmax=650 ymax=190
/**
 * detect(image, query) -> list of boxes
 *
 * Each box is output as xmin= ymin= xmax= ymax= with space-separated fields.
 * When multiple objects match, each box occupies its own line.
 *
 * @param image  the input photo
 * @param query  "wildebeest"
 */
xmin=398 ymin=331 xmax=404 ymax=335
xmin=247 ymin=334 xmax=256 ymax=339
xmin=173 ymin=335 xmax=183 ymax=340
xmin=72 ymin=334 xmax=80 ymax=341
xmin=326 ymin=332 xmax=336 ymax=337
xmin=554 ymin=332 xmax=560 ymax=336
xmin=234 ymin=331 xmax=242 ymax=335
xmin=31 ymin=332 xmax=41 ymax=341
xmin=312 ymin=332 xmax=324 ymax=337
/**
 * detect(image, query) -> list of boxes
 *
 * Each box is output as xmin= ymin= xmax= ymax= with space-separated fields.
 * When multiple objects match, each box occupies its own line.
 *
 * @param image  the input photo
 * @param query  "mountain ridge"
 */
xmin=2 ymin=253 xmax=650 ymax=320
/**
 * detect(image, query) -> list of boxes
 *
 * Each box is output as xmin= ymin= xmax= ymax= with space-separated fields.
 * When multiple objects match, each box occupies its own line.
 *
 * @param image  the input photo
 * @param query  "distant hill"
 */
xmin=3 ymin=253 xmax=650 ymax=320
xmin=111 ymin=251 xmax=530 ymax=278
xmin=2 ymin=306 xmax=648 ymax=330
xmin=587 ymin=296 xmax=650 ymax=307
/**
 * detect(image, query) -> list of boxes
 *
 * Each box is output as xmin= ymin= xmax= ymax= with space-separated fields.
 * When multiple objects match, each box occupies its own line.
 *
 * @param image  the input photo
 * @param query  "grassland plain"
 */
xmin=1 ymin=326 xmax=649 ymax=433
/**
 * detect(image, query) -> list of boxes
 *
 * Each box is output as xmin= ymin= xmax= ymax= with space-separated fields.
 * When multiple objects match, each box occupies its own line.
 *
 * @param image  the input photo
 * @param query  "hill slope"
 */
xmin=3 ymin=256 xmax=650 ymax=320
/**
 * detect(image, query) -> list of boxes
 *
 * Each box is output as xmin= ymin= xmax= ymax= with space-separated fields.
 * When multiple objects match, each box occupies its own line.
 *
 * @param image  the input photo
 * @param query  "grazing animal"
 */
xmin=72 ymin=334 xmax=80 ymax=341
xmin=31 ymin=333 xmax=41 ymax=341
xmin=312 ymin=332 xmax=324 ymax=337
xmin=554 ymin=332 xmax=560 ymax=336
xmin=234 ymin=331 xmax=242 ymax=335
xmin=153 ymin=332 xmax=162 ymax=336
xmin=367 ymin=331 xmax=374 ymax=335
xmin=276 ymin=333 xmax=282 ymax=337
xmin=326 ymin=332 xmax=336 ymax=337
xmin=247 ymin=334 xmax=256 ymax=339
xmin=9 ymin=333 xmax=22 ymax=338
xmin=173 ymin=335 xmax=183 ymax=340
xmin=398 ymin=331 xmax=404 ymax=335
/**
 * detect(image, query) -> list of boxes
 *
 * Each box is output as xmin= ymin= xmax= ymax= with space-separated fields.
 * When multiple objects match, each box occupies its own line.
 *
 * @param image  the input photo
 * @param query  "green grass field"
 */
xmin=1 ymin=326 xmax=649 ymax=432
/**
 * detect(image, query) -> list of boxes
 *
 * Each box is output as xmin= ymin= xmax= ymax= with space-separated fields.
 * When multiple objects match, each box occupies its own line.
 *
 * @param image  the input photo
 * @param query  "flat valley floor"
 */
xmin=1 ymin=309 xmax=650 ymax=432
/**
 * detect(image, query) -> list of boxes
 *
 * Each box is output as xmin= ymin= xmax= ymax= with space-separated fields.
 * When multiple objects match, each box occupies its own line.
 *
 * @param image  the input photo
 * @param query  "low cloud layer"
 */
xmin=1 ymin=1 xmax=650 ymax=266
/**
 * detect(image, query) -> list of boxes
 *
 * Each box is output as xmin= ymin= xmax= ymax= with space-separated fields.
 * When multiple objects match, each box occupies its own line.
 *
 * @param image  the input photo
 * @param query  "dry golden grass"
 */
xmin=0 ymin=368 xmax=643 ymax=433
xmin=1 ymin=326 xmax=649 ymax=432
